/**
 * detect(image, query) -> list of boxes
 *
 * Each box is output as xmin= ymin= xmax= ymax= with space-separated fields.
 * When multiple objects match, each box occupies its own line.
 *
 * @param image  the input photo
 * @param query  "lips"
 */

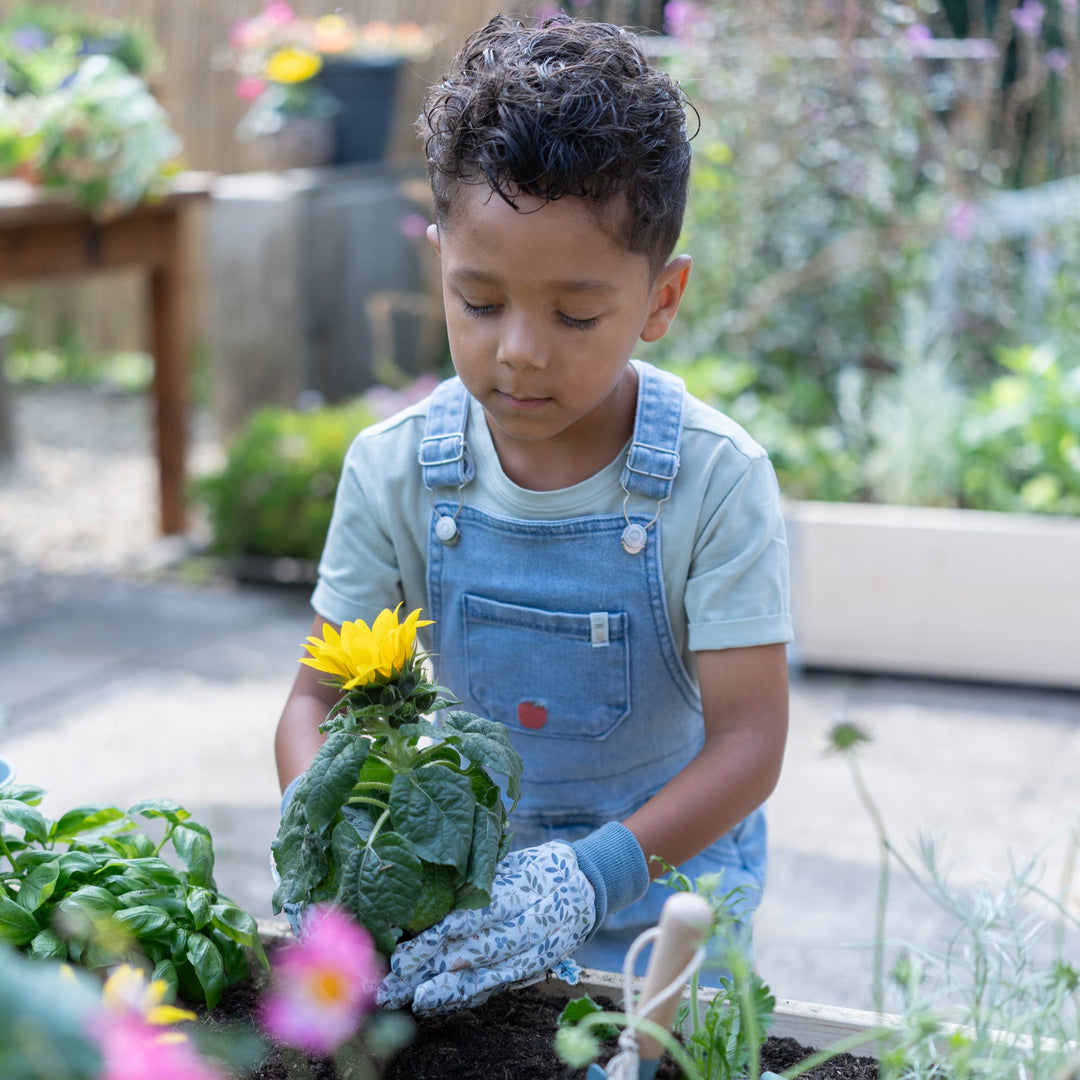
xmin=496 ymin=389 xmax=552 ymax=409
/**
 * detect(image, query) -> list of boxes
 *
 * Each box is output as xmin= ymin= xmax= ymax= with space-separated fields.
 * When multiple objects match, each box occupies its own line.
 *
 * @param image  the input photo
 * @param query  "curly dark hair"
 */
xmin=418 ymin=15 xmax=694 ymax=272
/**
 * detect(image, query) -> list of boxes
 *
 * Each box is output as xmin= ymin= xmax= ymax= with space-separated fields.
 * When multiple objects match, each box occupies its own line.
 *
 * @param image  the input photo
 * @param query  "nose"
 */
xmin=496 ymin=312 xmax=549 ymax=371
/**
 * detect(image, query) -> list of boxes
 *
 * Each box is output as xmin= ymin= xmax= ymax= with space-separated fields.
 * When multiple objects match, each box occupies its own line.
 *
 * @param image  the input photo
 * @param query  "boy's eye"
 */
xmin=559 ymin=313 xmax=599 ymax=331
xmin=461 ymin=299 xmax=497 ymax=318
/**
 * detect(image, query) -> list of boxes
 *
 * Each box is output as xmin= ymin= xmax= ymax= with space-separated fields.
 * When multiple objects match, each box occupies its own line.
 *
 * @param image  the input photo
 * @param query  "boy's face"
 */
xmin=430 ymin=185 xmax=689 ymax=476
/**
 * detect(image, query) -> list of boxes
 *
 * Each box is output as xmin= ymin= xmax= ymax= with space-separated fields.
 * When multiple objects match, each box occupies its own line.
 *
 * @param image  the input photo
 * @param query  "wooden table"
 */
xmin=0 ymin=173 xmax=214 ymax=534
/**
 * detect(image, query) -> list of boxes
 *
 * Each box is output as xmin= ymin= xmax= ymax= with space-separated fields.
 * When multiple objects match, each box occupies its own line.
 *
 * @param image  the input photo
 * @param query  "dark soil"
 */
xmin=195 ymin=953 xmax=880 ymax=1080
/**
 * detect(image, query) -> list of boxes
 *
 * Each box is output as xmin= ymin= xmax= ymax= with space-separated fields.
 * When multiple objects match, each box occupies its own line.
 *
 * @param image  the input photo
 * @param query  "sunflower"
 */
xmin=300 ymin=604 xmax=432 ymax=690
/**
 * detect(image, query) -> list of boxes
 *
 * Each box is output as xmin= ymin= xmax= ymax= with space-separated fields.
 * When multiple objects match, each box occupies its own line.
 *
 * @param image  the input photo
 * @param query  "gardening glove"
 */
xmin=270 ymin=775 xmax=305 ymax=937
xmin=376 ymin=821 xmax=649 ymax=1015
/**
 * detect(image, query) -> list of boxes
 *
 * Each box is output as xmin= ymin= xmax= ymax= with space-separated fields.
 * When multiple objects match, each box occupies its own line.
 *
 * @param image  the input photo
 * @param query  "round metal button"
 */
xmin=435 ymin=515 xmax=460 ymax=544
xmin=621 ymin=523 xmax=648 ymax=555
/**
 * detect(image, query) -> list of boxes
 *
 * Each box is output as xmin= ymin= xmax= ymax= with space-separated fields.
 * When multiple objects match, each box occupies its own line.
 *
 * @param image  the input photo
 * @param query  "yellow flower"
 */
xmin=263 ymin=46 xmax=322 ymax=84
xmin=300 ymin=605 xmax=433 ymax=690
xmin=314 ymin=14 xmax=355 ymax=54
xmin=102 ymin=963 xmax=197 ymax=1031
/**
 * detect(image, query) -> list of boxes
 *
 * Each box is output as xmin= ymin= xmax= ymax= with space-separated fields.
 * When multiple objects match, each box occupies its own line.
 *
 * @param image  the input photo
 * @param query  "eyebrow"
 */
xmin=448 ymin=268 xmax=617 ymax=294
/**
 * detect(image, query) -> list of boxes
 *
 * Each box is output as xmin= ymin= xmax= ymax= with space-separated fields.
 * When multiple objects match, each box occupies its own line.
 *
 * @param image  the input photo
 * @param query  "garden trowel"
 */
xmin=587 ymin=889 xmax=713 ymax=1080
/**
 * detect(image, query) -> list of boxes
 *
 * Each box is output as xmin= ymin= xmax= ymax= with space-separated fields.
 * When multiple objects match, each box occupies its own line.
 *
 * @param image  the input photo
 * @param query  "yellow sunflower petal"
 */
xmin=147 ymin=1004 xmax=197 ymax=1026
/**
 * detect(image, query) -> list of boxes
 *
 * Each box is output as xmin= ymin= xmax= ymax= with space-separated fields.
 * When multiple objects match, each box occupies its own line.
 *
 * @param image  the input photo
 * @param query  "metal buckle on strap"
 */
xmin=418 ymin=432 xmax=466 ymax=468
xmin=625 ymin=441 xmax=680 ymax=481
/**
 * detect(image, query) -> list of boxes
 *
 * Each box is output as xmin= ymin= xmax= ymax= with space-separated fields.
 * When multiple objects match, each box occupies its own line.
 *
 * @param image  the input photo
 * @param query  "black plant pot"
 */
xmin=316 ymin=58 xmax=402 ymax=165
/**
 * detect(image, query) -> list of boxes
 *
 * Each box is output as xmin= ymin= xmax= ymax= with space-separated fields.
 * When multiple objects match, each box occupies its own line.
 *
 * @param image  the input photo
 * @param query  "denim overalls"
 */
xmin=419 ymin=363 xmax=767 ymax=972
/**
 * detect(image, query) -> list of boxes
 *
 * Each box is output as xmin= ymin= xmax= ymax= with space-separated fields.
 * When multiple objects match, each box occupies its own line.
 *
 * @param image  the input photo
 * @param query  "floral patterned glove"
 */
xmin=377 ymin=823 xmax=649 ymax=1015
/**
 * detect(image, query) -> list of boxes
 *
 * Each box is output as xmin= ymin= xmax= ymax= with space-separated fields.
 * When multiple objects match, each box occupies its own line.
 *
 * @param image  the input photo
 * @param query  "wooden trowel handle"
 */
xmin=635 ymin=891 xmax=713 ymax=1060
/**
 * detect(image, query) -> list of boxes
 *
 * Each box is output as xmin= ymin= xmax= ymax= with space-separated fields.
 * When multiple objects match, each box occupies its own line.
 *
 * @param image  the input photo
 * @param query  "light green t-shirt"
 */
xmin=313 ymin=362 xmax=793 ymax=666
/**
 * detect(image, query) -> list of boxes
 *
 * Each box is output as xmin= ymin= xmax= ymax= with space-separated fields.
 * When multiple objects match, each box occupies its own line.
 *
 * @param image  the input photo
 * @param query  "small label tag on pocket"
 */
xmin=589 ymin=612 xmax=610 ymax=648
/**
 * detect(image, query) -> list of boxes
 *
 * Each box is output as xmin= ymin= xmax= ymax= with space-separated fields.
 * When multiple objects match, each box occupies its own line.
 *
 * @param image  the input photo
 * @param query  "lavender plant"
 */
xmin=828 ymin=720 xmax=1080 ymax=1080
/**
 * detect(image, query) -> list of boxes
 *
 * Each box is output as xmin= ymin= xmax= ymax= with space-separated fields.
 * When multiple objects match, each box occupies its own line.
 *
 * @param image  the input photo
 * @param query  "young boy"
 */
xmin=275 ymin=14 xmax=792 ymax=1013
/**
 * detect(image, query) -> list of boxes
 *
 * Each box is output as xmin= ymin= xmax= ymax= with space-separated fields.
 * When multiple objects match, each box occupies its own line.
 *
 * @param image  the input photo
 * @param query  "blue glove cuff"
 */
xmin=571 ymin=822 xmax=650 ymax=927
xmin=280 ymin=774 xmax=302 ymax=817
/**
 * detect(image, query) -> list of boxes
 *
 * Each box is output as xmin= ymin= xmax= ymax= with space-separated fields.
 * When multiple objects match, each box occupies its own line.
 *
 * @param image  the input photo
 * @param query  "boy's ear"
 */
xmin=640 ymin=255 xmax=692 ymax=343
xmin=426 ymin=223 xmax=441 ymax=253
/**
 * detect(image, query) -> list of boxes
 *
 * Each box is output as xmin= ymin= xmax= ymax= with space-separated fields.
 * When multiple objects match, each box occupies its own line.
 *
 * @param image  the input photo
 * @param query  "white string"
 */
xmin=603 ymin=925 xmax=707 ymax=1080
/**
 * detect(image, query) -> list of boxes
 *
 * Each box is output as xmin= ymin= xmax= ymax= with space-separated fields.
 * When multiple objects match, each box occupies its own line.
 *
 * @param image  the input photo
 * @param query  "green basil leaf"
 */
xmin=440 ymin=711 xmax=523 ymax=805
xmin=29 ymin=927 xmax=68 ymax=960
xmin=19 ymin=860 xmax=60 ymax=912
xmin=389 ymin=765 xmax=474 ymax=874
xmin=152 ymin=957 xmax=179 ymax=998
xmin=101 ymin=856 xmax=182 ymax=888
xmin=210 ymin=903 xmax=268 ymax=968
xmin=58 ymin=885 xmax=123 ymax=917
xmin=126 ymin=798 xmax=191 ymax=825
xmin=114 ymin=905 xmax=172 ymax=936
xmin=172 ymin=823 xmax=216 ymax=888
xmin=185 ymin=888 xmax=214 ymax=930
xmin=0 ymin=892 xmax=41 ymax=944
xmin=0 ymin=784 xmax=45 ymax=805
xmin=51 ymin=805 xmax=127 ymax=840
xmin=57 ymin=849 xmax=105 ymax=881
xmin=185 ymin=933 xmax=227 ymax=1009
xmin=0 ymin=799 xmax=50 ymax=844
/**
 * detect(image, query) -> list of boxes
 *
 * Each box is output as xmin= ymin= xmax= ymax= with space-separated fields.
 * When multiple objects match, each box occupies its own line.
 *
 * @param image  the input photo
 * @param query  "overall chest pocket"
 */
xmin=462 ymin=593 xmax=631 ymax=740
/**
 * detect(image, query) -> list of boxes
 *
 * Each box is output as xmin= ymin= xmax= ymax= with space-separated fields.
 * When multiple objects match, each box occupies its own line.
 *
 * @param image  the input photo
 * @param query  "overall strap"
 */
xmin=620 ymin=362 xmax=686 ymax=501
xmin=418 ymin=376 xmax=475 ymax=491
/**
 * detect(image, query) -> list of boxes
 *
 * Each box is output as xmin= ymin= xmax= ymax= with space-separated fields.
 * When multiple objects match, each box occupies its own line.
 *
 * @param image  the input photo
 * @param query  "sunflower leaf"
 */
xmin=440 ymin=712 xmax=524 ymax=807
xmin=389 ymin=765 xmax=475 ymax=874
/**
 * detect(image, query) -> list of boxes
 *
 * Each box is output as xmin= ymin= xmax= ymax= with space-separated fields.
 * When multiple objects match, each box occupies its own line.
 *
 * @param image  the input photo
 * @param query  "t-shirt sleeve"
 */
xmin=684 ymin=453 xmax=793 ymax=652
xmin=310 ymin=433 xmax=405 ymax=627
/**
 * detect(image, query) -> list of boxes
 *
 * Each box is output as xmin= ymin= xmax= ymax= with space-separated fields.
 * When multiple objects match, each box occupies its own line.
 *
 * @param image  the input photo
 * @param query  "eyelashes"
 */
xmin=460 ymin=300 xmax=598 ymax=331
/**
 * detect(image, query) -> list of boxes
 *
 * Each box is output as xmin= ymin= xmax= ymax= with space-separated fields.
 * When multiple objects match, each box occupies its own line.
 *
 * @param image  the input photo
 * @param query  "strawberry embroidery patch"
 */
xmin=517 ymin=701 xmax=548 ymax=730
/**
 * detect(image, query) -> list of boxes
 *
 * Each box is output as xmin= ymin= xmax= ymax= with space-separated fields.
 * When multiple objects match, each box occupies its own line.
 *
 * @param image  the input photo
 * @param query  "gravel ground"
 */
xmin=0 ymin=382 xmax=223 ymax=626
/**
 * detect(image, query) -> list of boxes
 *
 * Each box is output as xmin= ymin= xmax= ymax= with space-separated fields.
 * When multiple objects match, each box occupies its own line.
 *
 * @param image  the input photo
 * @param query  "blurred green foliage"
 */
xmin=193 ymin=399 xmax=379 ymax=563
xmin=646 ymin=0 xmax=1080 ymax=514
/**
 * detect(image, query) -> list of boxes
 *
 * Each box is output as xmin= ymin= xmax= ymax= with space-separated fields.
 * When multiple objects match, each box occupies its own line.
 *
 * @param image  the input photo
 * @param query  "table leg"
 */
xmin=149 ymin=213 xmax=188 ymax=535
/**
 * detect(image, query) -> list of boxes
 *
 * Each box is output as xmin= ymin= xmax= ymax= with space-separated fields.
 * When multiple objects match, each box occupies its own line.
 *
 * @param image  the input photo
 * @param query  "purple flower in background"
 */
xmin=11 ymin=26 xmax=48 ymax=52
xmin=947 ymin=200 xmax=977 ymax=243
xmin=1011 ymin=1 xmax=1045 ymax=38
xmin=904 ymin=24 xmax=935 ymax=55
xmin=1061 ymin=0 xmax=1076 ymax=12
xmin=664 ymin=0 xmax=707 ymax=40
xmin=399 ymin=212 xmax=429 ymax=241
xmin=1045 ymin=47 xmax=1071 ymax=72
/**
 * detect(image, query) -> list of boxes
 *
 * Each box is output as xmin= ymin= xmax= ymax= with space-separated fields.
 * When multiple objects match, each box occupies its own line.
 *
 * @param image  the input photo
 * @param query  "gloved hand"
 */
xmin=376 ymin=821 xmax=649 ymax=1015
xmin=270 ymin=775 xmax=305 ymax=937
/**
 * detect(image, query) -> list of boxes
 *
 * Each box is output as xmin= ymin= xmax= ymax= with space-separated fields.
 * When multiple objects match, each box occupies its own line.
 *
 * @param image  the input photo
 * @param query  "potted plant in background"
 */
xmin=0 ymin=4 xmax=182 ymax=218
xmin=221 ymin=2 xmax=438 ymax=171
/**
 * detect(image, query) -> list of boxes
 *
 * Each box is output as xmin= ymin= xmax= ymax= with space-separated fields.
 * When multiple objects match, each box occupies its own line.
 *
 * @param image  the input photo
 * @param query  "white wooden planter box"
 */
xmin=553 ymin=969 xmax=889 ymax=1056
xmin=784 ymin=500 xmax=1080 ymax=690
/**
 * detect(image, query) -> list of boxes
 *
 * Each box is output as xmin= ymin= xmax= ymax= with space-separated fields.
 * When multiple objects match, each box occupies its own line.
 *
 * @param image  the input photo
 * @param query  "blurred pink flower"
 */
xmin=262 ymin=2 xmax=297 ymax=28
xmin=1011 ymin=1 xmax=1045 ymax=37
xmin=259 ymin=905 xmax=380 ymax=1057
xmin=234 ymin=75 xmax=267 ymax=101
xmin=399 ymin=212 xmax=430 ymax=240
xmin=99 ymin=1016 xmax=226 ymax=1080
xmin=947 ymin=200 xmax=977 ymax=243
xmin=1061 ymin=0 xmax=1076 ymax=12
xmin=664 ymin=0 xmax=707 ymax=39
xmin=905 ymin=24 xmax=933 ymax=44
